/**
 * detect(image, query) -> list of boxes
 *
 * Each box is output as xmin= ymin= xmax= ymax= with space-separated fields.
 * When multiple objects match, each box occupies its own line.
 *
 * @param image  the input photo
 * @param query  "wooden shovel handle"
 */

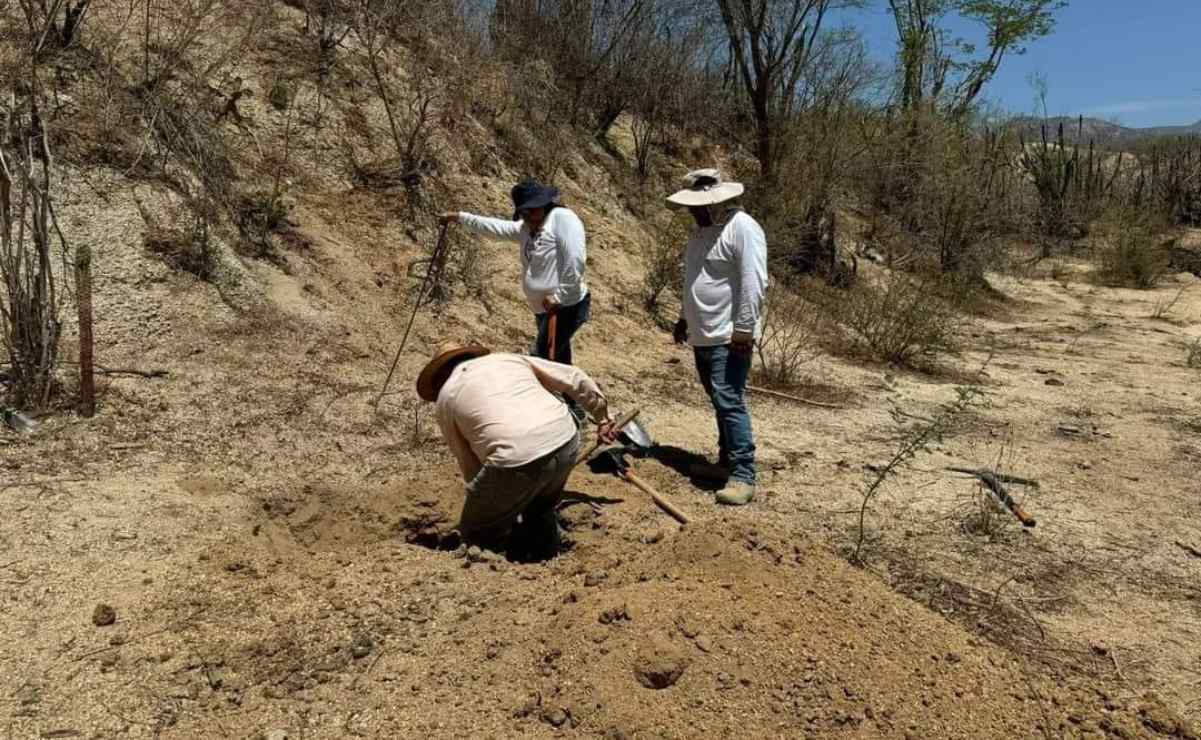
xmin=547 ymin=311 xmax=558 ymax=362
xmin=624 ymin=469 xmax=690 ymax=525
xmin=573 ymin=407 xmax=640 ymax=469
xmin=1011 ymin=504 xmax=1037 ymax=528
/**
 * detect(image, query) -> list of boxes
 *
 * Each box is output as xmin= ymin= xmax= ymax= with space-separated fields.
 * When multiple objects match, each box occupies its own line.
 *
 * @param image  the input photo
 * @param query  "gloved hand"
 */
xmin=672 ymin=318 xmax=688 ymax=345
xmin=731 ymin=330 xmax=754 ymax=356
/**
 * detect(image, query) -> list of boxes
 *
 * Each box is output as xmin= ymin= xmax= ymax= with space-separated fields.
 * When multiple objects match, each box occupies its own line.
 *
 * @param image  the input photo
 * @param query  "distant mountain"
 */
xmin=1016 ymin=116 xmax=1201 ymax=145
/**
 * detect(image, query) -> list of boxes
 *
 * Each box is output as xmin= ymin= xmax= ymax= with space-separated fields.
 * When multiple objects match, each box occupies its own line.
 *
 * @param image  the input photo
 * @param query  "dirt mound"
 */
xmin=17 ymin=493 xmax=1184 ymax=739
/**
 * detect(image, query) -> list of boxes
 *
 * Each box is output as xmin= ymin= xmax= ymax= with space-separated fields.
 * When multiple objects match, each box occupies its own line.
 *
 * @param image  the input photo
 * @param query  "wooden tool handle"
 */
xmin=1011 ymin=504 xmax=1037 ymax=528
xmin=547 ymin=311 xmax=558 ymax=362
xmin=573 ymin=407 xmax=640 ymax=469
xmin=624 ymin=470 xmax=690 ymax=525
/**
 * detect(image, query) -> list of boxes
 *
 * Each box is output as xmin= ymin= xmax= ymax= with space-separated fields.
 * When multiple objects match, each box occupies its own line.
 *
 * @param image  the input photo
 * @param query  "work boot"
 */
xmin=689 ymin=461 xmax=730 ymax=482
xmin=715 ymin=480 xmax=755 ymax=506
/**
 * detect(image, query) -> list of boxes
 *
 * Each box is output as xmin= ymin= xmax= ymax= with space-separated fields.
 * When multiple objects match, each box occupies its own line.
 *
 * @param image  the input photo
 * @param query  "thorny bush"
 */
xmin=755 ymin=284 xmax=825 ymax=388
xmin=834 ymin=271 xmax=961 ymax=366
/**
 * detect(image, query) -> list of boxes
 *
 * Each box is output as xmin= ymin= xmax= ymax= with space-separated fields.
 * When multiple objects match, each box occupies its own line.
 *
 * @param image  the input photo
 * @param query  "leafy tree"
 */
xmin=888 ymin=0 xmax=1065 ymax=118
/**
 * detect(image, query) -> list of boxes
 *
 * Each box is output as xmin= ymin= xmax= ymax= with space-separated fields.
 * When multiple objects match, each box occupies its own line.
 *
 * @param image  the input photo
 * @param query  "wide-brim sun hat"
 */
xmin=511 ymin=179 xmax=561 ymax=220
xmin=416 ymin=342 xmax=490 ymax=402
xmin=666 ymin=168 xmax=745 ymax=208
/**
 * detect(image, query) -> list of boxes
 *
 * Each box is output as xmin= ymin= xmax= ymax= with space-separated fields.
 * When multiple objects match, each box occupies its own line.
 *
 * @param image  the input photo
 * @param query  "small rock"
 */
xmin=639 ymin=531 xmax=664 ymax=545
xmin=584 ymin=570 xmax=608 ymax=587
xmin=351 ymin=641 xmax=373 ymax=659
xmin=542 ymin=708 xmax=569 ymax=728
xmin=99 ymin=652 xmax=119 ymax=668
xmin=264 ymin=730 xmax=290 ymax=740
xmin=263 ymin=686 xmax=287 ymax=700
xmin=467 ymin=546 xmax=484 ymax=562
xmin=675 ymin=618 xmax=699 ymax=639
xmin=598 ymin=604 xmax=630 ymax=625
xmin=92 ymin=604 xmax=116 ymax=627
xmin=634 ymin=643 xmax=688 ymax=690
xmin=1045 ymin=378 xmax=1065 ymax=387
xmin=694 ymin=635 xmax=714 ymax=653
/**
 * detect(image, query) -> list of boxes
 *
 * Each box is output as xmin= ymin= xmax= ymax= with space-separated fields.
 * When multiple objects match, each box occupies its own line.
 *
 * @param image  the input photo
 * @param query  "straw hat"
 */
xmin=665 ymin=168 xmax=745 ymax=208
xmin=416 ymin=342 xmax=490 ymax=402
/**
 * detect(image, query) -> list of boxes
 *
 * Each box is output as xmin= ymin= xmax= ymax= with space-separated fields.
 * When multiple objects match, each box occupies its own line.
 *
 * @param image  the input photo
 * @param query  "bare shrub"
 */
xmin=1151 ymin=284 xmax=1189 ymax=321
xmin=1095 ymin=212 xmax=1169 ymax=289
xmin=1 ymin=106 xmax=69 ymax=409
xmin=145 ymin=213 xmax=219 ymax=281
xmin=755 ymin=284 xmax=825 ymax=388
xmin=641 ymin=215 xmax=686 ymax=323
xmin=835 ymin=272 xmax=961 ymax=366
xmin=1187 ymin=337 xmax=1201 ymax=370
xmin=352 ymin=2 xmax=443 ymax=193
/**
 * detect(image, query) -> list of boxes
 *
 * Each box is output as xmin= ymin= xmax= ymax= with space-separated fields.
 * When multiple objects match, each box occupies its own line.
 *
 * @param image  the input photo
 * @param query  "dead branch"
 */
xmin=1174 ymin=540 xmax=1201 ymax=559
xmin=747 ymin=384 xmax=844 ymax=409
xmin=98 ymin=365 xmax=167 ymax=378
xmin=947 ymin=467 xmax=1037 ymax=528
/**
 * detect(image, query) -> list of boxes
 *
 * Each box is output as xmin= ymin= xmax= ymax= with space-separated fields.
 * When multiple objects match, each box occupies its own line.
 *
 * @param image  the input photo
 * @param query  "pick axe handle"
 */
xmin=547 ymin=311 xmax=558 ymax=362
xmin=573 ymin=408 xmax=640 ymax=470
xmin=624 ymin=470 xmax=690 ymax=525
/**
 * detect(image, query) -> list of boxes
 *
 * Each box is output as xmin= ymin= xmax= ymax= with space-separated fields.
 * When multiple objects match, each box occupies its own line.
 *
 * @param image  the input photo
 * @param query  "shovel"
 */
xmin=589 ymin=444 xmax=691 ymax=525
xmin=1 ymin=406 xmax=37 ymax=434
xmin=583 ymin=412 xmax=690 ymax=525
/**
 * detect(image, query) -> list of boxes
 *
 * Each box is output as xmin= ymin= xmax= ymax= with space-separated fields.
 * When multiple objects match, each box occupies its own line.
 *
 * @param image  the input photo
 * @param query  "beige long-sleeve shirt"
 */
xmin=435 ymin=353 xmax=608 ymax=481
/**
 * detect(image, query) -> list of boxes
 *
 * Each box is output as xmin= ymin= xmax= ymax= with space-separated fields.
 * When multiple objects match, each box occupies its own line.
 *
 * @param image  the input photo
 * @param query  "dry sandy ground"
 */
xmin=1 ymin=3 xmax=1198 ymax=730
xmin=2 ymin=190 xmax=1200 ymax=738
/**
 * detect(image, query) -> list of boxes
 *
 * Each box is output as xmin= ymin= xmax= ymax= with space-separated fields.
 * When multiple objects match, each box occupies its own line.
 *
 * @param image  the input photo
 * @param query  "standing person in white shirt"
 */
xmin=666 ymin=169 xmax=768 ymax=506
xmin=440 ymin=179 xmax=591 ymax=369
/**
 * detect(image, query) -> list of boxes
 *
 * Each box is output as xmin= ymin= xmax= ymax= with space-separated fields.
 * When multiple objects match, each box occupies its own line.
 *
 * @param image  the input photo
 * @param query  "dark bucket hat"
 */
xmin=511 ymin=179 xmax=560 ymax=220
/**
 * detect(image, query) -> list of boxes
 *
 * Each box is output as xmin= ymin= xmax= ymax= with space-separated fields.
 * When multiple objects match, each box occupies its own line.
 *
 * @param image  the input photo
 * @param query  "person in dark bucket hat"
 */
xmin=509 ymin=180 xmax=561 ymax=220
xmin=441 ymin=179 xmax=592 ymax=419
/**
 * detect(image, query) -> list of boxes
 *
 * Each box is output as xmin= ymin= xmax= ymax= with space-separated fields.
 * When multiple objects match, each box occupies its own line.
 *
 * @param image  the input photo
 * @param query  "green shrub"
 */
xmin=1096 ymin=213 xmax=1170 ymax=289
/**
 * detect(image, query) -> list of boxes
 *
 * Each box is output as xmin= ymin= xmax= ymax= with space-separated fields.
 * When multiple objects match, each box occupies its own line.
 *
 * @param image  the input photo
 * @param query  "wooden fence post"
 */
xmin=76 ymin=243 xmax=95 ymax=418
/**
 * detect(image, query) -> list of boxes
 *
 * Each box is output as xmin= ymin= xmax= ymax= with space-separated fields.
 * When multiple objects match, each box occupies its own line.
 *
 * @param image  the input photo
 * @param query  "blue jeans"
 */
xmin=694 ymin=344 xmax=755 ymax=484
xmin=534 ymin=292 xmax=591 ymax=365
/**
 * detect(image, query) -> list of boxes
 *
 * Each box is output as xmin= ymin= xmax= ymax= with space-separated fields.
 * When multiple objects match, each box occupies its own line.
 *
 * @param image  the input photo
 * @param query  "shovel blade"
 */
xmin=617 ymin=417 xmax=654 ymax=451
xmin=2 ymin=408 xmax=37 ymax=434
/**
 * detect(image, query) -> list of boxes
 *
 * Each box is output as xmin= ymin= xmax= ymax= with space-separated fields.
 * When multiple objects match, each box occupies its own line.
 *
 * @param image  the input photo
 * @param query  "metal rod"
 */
xmin=374 ymin=223 xmax=450 ymax=411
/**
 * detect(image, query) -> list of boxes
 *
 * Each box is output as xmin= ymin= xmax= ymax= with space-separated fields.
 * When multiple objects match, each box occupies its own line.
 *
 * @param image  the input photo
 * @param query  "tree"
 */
xmin=888 ymin=0 xmax=1065 ymax=118
xmin=714 ymin=0 xmax=862 ymax=180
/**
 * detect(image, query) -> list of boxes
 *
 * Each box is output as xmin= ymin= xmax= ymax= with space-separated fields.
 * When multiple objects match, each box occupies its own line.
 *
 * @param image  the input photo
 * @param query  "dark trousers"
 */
xmin=694 ymin=344 xmax=756 ymax=484
xmin=534 ymin=292 xmax=592 ymax=365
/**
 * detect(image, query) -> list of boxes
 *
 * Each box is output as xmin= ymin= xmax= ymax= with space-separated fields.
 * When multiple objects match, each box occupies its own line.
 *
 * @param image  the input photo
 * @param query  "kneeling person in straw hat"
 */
xmin=666 ymin=169 xmax=768 ymax=506
xmin=417 ymin=343 xmax=617 ymax=559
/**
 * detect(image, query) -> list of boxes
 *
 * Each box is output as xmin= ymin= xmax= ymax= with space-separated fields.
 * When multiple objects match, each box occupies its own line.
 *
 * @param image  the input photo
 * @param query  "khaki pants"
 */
xmin=458 ymin=431 xmax=580 ymax=544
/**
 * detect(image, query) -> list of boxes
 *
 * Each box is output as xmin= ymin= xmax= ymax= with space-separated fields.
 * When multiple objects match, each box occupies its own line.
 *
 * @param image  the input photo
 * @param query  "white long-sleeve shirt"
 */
xmin=458 ymin=207 xmax=588 ymax=314
xmin=680 ymin=210 xmax=768 ymax=347
xmin=435 ymin=353 xmax=608 ymax=481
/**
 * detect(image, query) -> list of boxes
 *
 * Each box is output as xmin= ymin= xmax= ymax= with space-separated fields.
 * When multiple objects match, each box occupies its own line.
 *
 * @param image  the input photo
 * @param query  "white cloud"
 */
xmin=1083 ymin=98 xmax=1201 ymax=116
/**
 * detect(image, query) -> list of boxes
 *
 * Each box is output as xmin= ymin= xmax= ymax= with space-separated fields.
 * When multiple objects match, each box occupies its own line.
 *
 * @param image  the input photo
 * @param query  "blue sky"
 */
xmin=838 ymin=0 xmax=1201 ymax=128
